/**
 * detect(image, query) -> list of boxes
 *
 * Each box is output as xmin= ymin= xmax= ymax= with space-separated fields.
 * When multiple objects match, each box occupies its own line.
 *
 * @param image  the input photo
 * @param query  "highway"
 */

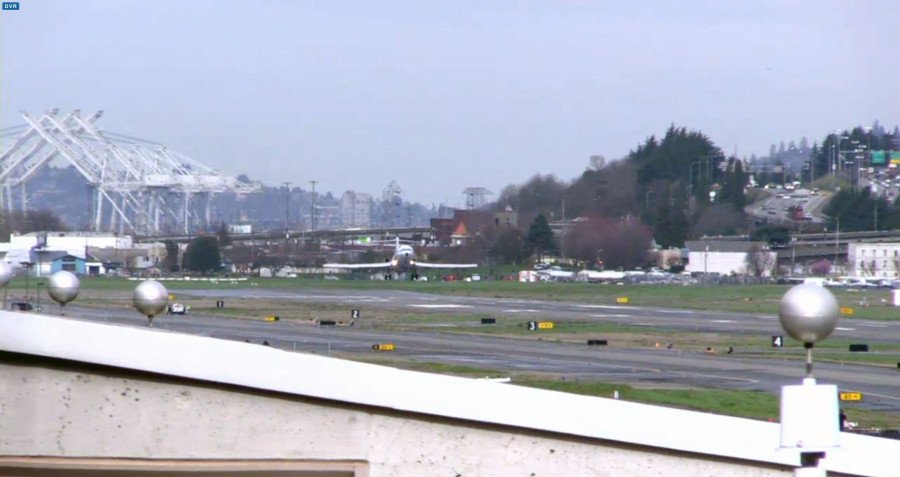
xmin=55 ymin=287 xmax=900 ymax=416
xmin=746 ymin=191 xmax=830 ymax=224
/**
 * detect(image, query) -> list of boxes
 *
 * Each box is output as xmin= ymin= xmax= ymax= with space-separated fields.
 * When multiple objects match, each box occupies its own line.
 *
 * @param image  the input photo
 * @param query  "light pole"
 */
xmin=309 ymin=180 xmax=318 ymax=232
xmin=282 ymin=181 xmax=291 ymax=234
xmin=834 ymin=217 xmax=840 ymax=275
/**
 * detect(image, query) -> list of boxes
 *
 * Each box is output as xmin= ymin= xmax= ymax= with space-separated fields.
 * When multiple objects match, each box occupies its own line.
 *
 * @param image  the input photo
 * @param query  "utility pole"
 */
xmin=282 ymin=182 xmax=291 ymax=234
xmin=834 ymin=217 xmax=840 ymax=275
xmin=874 ymin=203 xmax=878 ymax=231
xmin=309 ymin=180 xmax=318 ymax=232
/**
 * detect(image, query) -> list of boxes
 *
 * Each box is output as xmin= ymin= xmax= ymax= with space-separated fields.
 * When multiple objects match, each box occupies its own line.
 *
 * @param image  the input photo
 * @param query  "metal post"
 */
xmin=873 ymin=203 xmax=878 ymax=231
xmin=283 ymin=181 xmax=291 ymax=233
xmin=94 ymin=188 xmax=104 ymax=231
xmin=310 ymin=180 xmax=318 ymax=232
xmin=183 ymin=192 xmax=190 ymax=235
xmin=704 ymin=245 xmax=709 ymax=277
xmin=804 ymin=343 xmax=813 ymax=378
xmin=834 ymin=218 xmax=840 ymax=274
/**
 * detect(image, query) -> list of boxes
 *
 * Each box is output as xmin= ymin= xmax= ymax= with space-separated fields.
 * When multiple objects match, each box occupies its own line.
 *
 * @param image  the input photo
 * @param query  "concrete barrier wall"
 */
xmin=1 ymin=357 xmax=792 ymax=477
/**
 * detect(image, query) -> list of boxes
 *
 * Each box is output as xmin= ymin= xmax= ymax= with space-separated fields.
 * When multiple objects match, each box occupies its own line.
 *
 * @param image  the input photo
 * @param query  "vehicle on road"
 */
xmin=167 ymin=303 xmax=189 ymax=315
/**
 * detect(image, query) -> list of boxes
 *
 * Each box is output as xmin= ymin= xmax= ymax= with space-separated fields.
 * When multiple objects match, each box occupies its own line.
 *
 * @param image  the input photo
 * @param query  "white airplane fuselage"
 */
xmin=390 ymin=244 xmax=416 ymax=273
xmin=323 ymin=238 xmax=477 ymax=277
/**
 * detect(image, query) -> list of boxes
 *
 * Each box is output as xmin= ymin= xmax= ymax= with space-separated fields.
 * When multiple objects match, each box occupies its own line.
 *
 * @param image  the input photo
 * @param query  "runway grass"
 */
xmin=10 ymin=276 xmax=896 ymax=320
xmin=22 ymin=281 xmax=896 ymax=426
xmin=349 ymin=357 xmax=899 ymax=429
xmin=39 ymin=284 xmax=900 ymax=368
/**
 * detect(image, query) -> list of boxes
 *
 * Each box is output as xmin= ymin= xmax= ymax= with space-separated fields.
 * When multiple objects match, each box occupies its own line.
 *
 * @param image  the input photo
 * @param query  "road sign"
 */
xmin=351 ymin=309 xmax=360 ymax=319
xmin=372 ymin=343 xmax=395 ymax=351
xmin=772 ymin=335 xmax=784 ymax=348
xmin=216 ymin=300 xmax=224 ymax=308
xmin=616 ymin=297 xmax=630 ymax=304
xmin=872 ymin=150 xmax=886 ymax=164
xmin=538 ymin=321 xmax=555 ymax=329
xmin=527 ymin=321 xmax=537 ymax=331
xmin=839 ymin=392 xmax=862 ymax=402
xmin=840 ymin=307 xmax=854 ymax=316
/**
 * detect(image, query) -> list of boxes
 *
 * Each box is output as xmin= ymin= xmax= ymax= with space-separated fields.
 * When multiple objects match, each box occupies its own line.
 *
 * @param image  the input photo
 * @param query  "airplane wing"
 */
xmin=413 ymin=262 xmax=478 ymax=269
xmin=323 ymin=262 xmax=392 ymax=270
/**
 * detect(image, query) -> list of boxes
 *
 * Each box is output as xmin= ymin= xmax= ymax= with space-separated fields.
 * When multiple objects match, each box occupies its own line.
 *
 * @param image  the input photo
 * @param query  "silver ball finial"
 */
xmin=133 ymin=280 xmax=168 ymax=323
xmin=778 ymin=283 xmax=839 ymax=345
xmin=47 ymin=270 xmax=80 ymax=306
xmin=0 ymin=261 xmax=13 ymax=288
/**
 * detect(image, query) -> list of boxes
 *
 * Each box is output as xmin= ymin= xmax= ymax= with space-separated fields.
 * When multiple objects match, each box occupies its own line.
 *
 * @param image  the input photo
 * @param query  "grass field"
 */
xmin=348 ymin=357 xmax=898 ymax=429
xmin=29 ymin=281 xmax=898 ymax=368
xmin=9 ymin=276 xmax=899 ymax=320
xmin=14 ymin=276 xmax=897 ymax=428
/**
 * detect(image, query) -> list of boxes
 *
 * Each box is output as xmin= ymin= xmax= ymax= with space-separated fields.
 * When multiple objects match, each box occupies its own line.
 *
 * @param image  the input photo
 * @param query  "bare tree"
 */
xmin=562 ymin=215 xmax=651 ymax=270
xmin=744 ymin=244 xmax=775 ymax=277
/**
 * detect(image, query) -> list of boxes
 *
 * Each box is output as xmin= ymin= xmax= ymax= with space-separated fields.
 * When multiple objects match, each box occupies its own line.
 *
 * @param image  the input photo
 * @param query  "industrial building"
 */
xmin=685 ymin=240 xmax=777 ymax=277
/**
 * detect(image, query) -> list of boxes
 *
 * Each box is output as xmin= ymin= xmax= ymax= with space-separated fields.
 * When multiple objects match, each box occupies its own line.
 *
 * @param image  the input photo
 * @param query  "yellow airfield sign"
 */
xmin=839 ymin=392 xmax=862 ymax=402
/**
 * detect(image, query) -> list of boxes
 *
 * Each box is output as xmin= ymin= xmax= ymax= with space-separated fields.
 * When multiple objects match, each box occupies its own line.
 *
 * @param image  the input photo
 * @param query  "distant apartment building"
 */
xmin=340 ymin=191 xmax=373 ymax=228
xmin=848 ymin=242 xmax=900 ymax=278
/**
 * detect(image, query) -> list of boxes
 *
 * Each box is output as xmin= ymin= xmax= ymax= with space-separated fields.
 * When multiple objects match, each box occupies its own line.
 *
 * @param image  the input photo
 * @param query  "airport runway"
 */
xmin=185 ymin=287 xmax=900 ymax=344
xmin=59 ymin=290 xmax=900 ymax=416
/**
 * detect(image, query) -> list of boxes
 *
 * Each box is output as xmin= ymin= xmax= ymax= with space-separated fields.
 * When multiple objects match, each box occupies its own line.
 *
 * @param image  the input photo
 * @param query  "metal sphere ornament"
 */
xmin=0 ymin=261 xmax=12 ymax=288
xmin=133 ymin=280 xmax=169 ymax=325
xmin=778 ymin=283 xmax=839 ymax=345
xmin=47 ymin=270 xmax=80 ymax=306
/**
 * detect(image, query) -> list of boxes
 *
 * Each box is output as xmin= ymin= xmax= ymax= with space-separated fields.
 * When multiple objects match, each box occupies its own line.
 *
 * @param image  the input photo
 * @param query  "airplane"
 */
xmin=324 ymin=238 xmax=478 ymax=279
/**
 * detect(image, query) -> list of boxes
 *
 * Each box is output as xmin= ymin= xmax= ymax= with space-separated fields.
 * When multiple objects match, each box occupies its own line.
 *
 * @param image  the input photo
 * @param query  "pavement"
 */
xmin=184 ymin=287 xmax=900 ymax=343
xmin=53 ymin=286 xmax=900 ymax=416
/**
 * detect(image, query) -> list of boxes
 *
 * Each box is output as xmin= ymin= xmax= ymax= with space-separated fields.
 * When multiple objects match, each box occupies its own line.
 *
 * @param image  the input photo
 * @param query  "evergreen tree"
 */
xmin=162 ymin=240 xmax=180 ymax=272
xmin=183 ymin=236 xmax=222 ymax=273
xmin=719 ymin=158 xmax=747 ymax=210
xmin=526 ymin=214 xmax=557 ymax=257
xmin=654 ymin=185 xmax=689 ymax=247
xmin=823 ymin=188 xmax=891 ymax=232
xmin=216 ymin=221 xmax=231 ymax=246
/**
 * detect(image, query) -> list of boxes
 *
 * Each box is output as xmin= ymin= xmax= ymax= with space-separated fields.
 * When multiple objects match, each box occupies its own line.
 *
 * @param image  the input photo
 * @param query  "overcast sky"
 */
xmin=2 ymin=1 xmax=898 ymax=206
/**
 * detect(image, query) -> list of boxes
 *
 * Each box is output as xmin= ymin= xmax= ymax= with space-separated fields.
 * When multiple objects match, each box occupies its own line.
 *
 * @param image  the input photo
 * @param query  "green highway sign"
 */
xmin=872 ymin=150 xmax=886 ymax=164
